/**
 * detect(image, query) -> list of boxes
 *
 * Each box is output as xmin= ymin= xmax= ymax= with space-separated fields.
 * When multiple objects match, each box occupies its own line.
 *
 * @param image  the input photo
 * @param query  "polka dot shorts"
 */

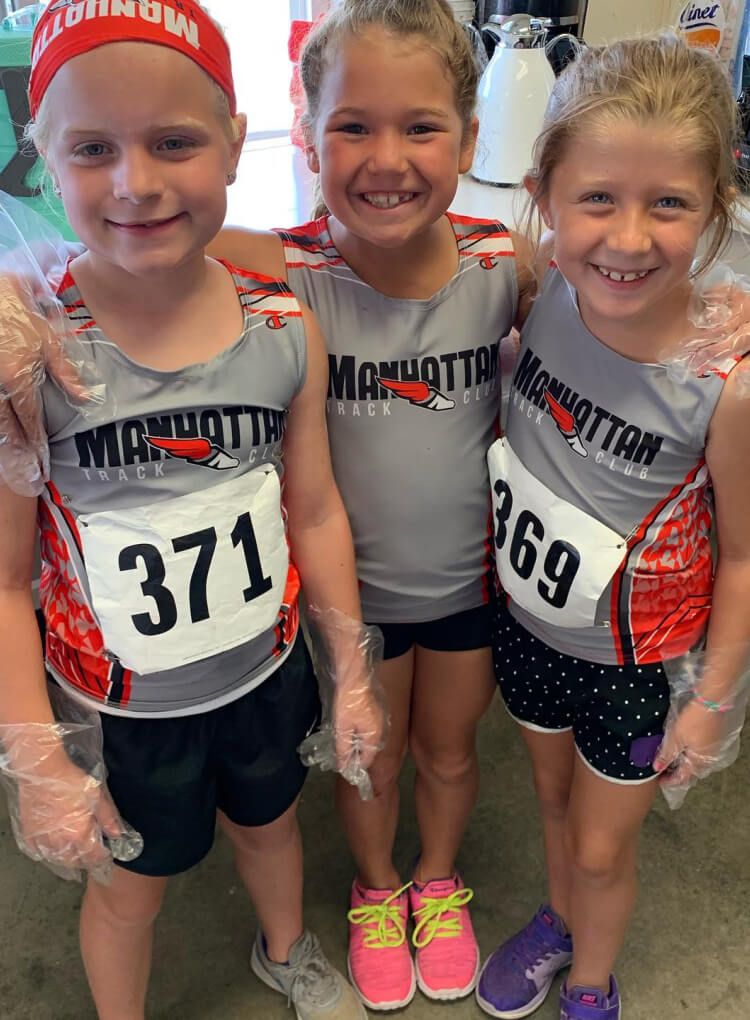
xmin=493 ymin=602 xmax=670 ymax=783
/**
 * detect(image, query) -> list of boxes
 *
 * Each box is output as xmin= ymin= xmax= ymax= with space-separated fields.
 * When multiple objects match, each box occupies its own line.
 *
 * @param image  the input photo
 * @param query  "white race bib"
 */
xmin=487 ymin=438 xmax=626 ymax=627
xmin=79 ymin=466 xmax=288 ymax=674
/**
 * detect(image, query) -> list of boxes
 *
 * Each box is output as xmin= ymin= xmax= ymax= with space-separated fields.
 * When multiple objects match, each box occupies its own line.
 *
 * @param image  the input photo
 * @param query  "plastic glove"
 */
xmin=662 ymin=262 xmax=750 ymax=396
xmin=0 ymin=193 xmax=103 ymax=496
xmin=654 ymin=647 xmax=750 ymax=809
xmin=0 ymin=714 xmax=143 ymax=883
xmin=298 ymin=606 xmax=389 ymax=800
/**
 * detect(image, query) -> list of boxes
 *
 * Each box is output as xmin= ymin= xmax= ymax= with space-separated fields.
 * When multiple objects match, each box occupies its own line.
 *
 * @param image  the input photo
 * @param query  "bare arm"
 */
xmin=700 ymin=360 xmax=750 ymax=698
xmin=282 ymin=304 xmax=387 ymax=775
xmin=510 ymin=227 xmax=555 ymax=332
xmin=0 ymin=487 xmax=53 ymax=727
xmin=655 ymin=361 xmax=750 ymax=780
xmin=207 ymin=227 xmax=288 ymax=281
xmin=282 ymin=303 xmax=361 ymax=624
xmin=0 ymin=486 xmax=136 ymax=871
xmin=511 ymin=229 xmax=536 ymax=330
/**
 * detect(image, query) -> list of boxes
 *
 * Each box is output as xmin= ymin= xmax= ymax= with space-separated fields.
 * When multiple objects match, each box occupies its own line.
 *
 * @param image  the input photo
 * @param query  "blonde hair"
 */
xmin=300 ymin=0 xmax=478 ymax=219
xmin=524 ymin=32 xmax=741 ymax=277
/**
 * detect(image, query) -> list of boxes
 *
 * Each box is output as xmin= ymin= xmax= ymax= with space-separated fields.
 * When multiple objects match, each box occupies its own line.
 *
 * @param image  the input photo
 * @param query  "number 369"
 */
xmin=493 ymin=480 xmax=581 ymax=609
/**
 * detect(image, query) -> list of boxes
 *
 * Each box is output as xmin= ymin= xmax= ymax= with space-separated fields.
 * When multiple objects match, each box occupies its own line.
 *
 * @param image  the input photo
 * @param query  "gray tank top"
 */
xmin=490 ymin=266 xmax=745 ymax=664
xmin=40 ymin=261 xmax=306 ymax=716
xmin=275 ymin=214 xmax=518 ymax=622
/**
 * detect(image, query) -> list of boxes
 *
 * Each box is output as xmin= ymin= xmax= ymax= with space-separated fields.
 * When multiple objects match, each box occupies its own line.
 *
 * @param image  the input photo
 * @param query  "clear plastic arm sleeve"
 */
xmin=655 ymin=643 xmax=750 ymax=809
xmin=0 ymin=687 xmax=143 ymax=882
xmin=662 ymin=262 xmax=750 ymax=396
xmin=298 ymin=606 xmax=389 ymax=801
xmin=0 ymin=192 xmax=103 ymax=496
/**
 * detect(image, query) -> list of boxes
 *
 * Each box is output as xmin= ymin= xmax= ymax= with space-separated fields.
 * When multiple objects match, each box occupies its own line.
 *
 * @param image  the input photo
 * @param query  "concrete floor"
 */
xmin=1 ymin=699 xmax=749 ymax=1020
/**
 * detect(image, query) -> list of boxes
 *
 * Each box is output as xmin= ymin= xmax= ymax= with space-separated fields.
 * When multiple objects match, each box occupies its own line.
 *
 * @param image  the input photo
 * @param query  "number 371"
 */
xmin=119 ymin=512 xmax=271 ymax=637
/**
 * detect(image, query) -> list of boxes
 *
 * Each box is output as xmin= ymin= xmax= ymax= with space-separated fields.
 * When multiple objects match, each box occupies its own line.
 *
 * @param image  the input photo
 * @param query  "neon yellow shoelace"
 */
xmin=411 ymin=886 xmax=474 ymax=948
xmin=347 ymin=882 xmax=411 ymax=949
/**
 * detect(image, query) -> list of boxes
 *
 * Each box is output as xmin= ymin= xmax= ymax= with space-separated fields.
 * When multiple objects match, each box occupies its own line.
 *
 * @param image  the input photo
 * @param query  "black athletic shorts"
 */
xmin=100 ymin=636 xmax=320 ymax=876
xmin=370 ymin=603 xmax=493 ymax=661
xmin=493 ymin=602 xmax=671 ymax=784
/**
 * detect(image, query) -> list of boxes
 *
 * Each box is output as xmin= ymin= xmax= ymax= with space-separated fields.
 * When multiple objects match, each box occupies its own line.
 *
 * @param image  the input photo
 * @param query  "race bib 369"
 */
xmin=488 ymin=438 xmax=626 ymax=628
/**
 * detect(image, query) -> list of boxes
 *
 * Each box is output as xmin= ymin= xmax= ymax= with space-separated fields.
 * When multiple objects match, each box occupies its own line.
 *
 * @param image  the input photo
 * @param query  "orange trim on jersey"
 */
xmin=245 ymin=307 xmax=303 ymax=318
xmin=462 ymin=250 xmax=516 ymax=259
xmin=223 ymin=264 xmax=292 ymax=286
xmin=284 ymin=258 xmax=347 ymax=271
xmin=45 ymin=480 xmax=84 ymax=559
xmin=701 ymin=358 xmax=744 ymax=381
xmin=448 ymin=212 xmax=510 ymax=232
xmin=609 ymin=577 xmax=626 ymax=664
xmin=274 ymin=562 xmax=301 ymax=656
xmin=610 ymin=460 xmax=709 ymax=665
xmin=281 ymin=238 xmax=341 ymax=253
xmin=633 ymin=592 xmax=711 ymax=660
xmin=57 ymin=267 xmax=77 ymax=294
xmin=118 ymin=666 xmax=134 ymax=707
xmin=282 ymin=216 xmax=330 ymax=238
xmin=46 ymin=632 xmax=93 ymax=694
xmin=46 ymin=633 xmax=134 ymax=708
xmin=235 ymin=285 xmax=290 ymax=299
xmin=280 ymin=233 xmax=338 ymax=250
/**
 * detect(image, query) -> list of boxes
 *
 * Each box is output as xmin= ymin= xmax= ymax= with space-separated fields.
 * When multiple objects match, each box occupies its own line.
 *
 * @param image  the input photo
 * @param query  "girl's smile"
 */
xmin=44 ymin=43 xmax=243 ymax=287
xmin=358 ymin=190 xmax=418 ymax=210
xmin=307 ymin=27 xmax=476 ymax=257
xmin=535 ymin=121 xmax=716 ymax=356
xmin=107 ymin=212 xmax=188 ymax=233
xmin=592 ymin=266 xmax=656 ymax=284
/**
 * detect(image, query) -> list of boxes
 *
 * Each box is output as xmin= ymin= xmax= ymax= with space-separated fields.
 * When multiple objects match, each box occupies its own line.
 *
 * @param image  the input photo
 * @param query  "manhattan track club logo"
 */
xmin=543 ymin=389 xmax=587 ymax=458
xmin=143 ymin=436 xmax=240 ymax=470
xmin=377 ymin=378 xmax=455 ymax=412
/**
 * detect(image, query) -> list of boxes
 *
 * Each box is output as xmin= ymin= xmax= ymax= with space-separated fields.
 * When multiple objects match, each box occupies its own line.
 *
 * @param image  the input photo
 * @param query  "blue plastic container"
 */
xmin=0 ymin=5 xmax=76 ymax=240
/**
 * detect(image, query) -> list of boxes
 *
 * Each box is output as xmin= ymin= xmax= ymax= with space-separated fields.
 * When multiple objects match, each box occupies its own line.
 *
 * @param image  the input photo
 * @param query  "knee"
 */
xmin=409 ymin=733 xmax=475 ymax=787
xmin=84 ymin=875 xmax=165 ymax=930
xmin=564 ymin=827 xmax=632 ymax=885
xmin=367 ymin=738 xmax=408 ymax=794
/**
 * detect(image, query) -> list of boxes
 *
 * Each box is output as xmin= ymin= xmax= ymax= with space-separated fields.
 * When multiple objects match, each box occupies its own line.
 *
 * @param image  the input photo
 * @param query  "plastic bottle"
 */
xmin=675 ymin=0 xmax=750 ymax=97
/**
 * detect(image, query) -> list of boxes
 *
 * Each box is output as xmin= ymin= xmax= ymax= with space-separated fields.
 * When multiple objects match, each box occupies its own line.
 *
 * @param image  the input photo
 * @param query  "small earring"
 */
xmin=226 ymin=169 xmax=237 ymax=185
xmin=52 ymin=182 xmax=61 ymax=196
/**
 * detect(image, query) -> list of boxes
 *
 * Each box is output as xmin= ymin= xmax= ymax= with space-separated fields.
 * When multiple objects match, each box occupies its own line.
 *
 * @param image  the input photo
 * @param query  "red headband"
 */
xmin=29 ymin=0 xmax=237 ymax=118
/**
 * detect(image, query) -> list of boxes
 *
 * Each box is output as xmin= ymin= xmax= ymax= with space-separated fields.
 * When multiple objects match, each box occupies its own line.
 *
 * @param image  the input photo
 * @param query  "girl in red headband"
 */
xmin=0 ymin=3 xmax=378 ymax=1018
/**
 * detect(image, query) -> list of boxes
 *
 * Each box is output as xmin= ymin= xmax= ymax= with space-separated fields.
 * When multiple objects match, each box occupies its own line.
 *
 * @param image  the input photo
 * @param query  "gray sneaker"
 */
xmin=251 ymin=929 xmax=366 ymax=1019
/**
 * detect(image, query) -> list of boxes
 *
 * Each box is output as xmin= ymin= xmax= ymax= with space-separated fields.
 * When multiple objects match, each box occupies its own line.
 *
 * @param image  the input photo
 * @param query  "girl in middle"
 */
xmin=211 ymin=0 xmax=531 ymax=1010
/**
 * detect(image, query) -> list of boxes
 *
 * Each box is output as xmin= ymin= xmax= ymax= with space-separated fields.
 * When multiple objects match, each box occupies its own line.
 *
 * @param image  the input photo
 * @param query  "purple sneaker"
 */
xmin=476 ymin=905 xmax=573 ymax=1018
xmin=560 ymin=975 xmax=621 ymax=1020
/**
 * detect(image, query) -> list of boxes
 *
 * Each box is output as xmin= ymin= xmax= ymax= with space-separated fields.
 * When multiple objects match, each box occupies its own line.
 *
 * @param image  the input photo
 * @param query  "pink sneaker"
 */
xmin=347 ymin=881 xmax=416 ymax=1011
xmin=409 ymin=873 xmax=480 ymax=1000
